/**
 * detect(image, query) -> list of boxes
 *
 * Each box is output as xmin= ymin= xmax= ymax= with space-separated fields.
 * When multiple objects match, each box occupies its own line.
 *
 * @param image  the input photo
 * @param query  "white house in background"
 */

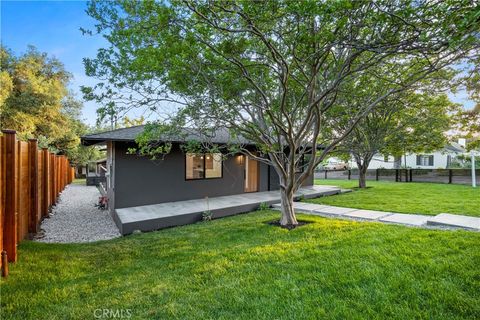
xmin=346 ymin=141 xmax=467 ymax=169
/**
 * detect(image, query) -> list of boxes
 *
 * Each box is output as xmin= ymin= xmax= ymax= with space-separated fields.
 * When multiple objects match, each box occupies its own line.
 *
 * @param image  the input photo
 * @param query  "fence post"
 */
xmin=409 ymin=169 xmax=413 ymax=182
xmin=348 ymin=169 xmax=351 ymax=180
xmin=324 ymin=170 xmax=328 ymax=179
xmin=395 ymin=169 xmax=399 ymax=182
xmin=42 ymin=148 xmax=49 ymax=217
xmin=376 ymin=169 xmax=379 ymax=181
xmin=2 ymin=130 xmax=18 ymax=262
xmin=449 ymin=169 xmax=452 ymax=184
xmin=28 ymin=139 xmax=39 ymax=234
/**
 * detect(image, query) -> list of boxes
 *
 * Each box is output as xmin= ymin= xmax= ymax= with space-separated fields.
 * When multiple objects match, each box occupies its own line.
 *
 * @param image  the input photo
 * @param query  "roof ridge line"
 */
xmin=82 ymin=124 xmax=145 ymax=138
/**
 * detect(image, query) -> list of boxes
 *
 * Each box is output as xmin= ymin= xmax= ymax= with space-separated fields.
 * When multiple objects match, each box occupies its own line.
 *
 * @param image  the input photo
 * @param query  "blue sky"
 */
xmin=1 ymin=0 xmax=107 ymax=125
xmin=1 ymin=1 xmax=475 ymax=126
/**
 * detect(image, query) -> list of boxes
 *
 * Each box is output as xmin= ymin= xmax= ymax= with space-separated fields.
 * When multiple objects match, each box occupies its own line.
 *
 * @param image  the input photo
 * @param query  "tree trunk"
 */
xmin=279 ymin=187 xmax=298 ymax=227
xmin=358 ymin=165 xmax=367 ymax=188
xmin=356 ymin=155 xmax=373 ymax=188
xmin=393 ymin=156 xmax=401 ymax=169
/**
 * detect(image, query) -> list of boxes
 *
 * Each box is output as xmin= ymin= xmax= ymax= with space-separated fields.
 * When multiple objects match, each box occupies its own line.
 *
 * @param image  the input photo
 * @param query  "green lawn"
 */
xmin=1 ymin=210 xmax=479 ymax=319
xmin=312 ymin=180 xmax=480 ymax=217
xmin=72 ymin=178 xmax=86 ymax=185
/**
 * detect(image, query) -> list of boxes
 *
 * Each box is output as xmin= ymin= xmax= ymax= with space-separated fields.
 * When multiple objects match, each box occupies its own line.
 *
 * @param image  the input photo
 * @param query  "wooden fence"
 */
xmin=0 ymin=130 xmax=75 ymax=272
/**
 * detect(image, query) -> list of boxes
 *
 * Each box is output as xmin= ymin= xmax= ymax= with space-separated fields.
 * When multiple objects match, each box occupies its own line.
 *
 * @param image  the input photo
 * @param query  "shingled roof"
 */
xmin=81 ymin=125 xmax=253 ymax=146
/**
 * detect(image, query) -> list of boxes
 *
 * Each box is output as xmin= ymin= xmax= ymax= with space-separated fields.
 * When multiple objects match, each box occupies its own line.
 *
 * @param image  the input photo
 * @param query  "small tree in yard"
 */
xmin=83 ymin=1 xmax=479 ymax=227
xmin=333 ymin=87 xmax=457 ymax=188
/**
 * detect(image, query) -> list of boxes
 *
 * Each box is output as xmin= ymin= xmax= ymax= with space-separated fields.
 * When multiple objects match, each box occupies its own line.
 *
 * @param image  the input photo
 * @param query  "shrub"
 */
xmin=202 ymin=210 xmax=213 ymax=221
xmin=258 ymin=202 xmax=270 ymax=210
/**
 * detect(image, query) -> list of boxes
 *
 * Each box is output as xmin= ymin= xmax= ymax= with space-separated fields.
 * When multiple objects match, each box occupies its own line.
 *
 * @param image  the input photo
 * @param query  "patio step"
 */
xmin=114 ymin=185 xmax=341 ymax=235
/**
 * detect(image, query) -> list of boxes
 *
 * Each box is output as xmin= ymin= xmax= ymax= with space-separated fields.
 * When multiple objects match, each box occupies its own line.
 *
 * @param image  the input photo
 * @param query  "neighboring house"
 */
xmin=403 ymin=143 xmax=466 ymax=169
xmin=342 ymin=141 xmax=467 ymax=170
xmin=81 ymin=126 xmax=314 ymax=217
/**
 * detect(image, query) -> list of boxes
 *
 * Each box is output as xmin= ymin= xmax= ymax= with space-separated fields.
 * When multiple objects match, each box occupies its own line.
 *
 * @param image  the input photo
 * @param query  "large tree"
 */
xmin=0 ymin=46 xmax=85 ymax=157
xmin=83 ymin=0 xmax=479 ymax=227
xmin=454 ymin=104 xmax=480 ymax=150
xmin=455 ymin=53 xmax=480 ymax=150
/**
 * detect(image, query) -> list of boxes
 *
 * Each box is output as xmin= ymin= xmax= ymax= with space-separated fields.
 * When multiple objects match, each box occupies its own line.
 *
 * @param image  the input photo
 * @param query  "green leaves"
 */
xmin=0 ymin=45 xmax=86 ymax=161
xmin=82 ymin=0 xmax=479 ymax=187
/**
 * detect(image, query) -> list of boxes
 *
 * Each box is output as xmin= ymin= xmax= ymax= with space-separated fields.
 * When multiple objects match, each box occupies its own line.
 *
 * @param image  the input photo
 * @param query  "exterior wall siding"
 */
xmin=113 ymin=142 xmax=313 ymax=209
xmin=114 ymin=143 xmax=245 ymax=209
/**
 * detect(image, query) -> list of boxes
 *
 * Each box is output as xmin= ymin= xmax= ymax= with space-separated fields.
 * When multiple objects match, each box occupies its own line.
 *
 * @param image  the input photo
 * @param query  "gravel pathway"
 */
xmin=36 ymin=184 xmax=121 ymax=243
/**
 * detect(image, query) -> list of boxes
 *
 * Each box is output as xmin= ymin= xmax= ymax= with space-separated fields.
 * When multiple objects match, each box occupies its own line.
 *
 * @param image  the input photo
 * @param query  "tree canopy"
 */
xmin=83 ymin=0 xmax=480 ymax=226
xmin=0 ymin=46 xmax=92 ymax=165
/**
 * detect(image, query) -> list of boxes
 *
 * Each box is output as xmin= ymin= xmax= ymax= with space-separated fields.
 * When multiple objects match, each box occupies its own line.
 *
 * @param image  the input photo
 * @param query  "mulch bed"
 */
xmin=265 ymin=220 xmax=312 ymax=230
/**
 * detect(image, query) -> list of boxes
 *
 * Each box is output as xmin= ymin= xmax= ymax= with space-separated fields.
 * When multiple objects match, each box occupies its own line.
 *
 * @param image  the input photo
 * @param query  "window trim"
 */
xmin=416 ymin=154 xmax=434 ymax=167
xmin=185 ymin=153 xmax=223 ymax=180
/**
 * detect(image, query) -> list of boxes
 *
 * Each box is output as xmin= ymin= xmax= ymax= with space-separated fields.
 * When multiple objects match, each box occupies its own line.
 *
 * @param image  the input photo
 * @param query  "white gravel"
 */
xmin=36 ymin=184 xmax=121 ymax=243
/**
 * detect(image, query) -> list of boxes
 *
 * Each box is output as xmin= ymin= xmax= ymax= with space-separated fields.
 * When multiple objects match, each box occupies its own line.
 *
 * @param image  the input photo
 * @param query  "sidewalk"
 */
xmin=272 ymin=202 xmax=480 ymax=231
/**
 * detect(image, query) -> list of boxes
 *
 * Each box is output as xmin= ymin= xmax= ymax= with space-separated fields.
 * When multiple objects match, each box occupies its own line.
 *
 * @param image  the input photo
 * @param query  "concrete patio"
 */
xmin=114 ymin=185 xmax=343 ymax=235
xmin=272 ymin=202 xmax=480 ymax=231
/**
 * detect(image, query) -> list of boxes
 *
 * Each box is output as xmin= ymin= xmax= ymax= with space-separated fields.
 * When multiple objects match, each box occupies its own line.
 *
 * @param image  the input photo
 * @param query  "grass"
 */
xmin=312 ymin=179 xmax=480 ymax=217
xmin=71 ymin=178 xmax=86 ymax=185
xmin=1 ymin=210 xmax=479 ymax=319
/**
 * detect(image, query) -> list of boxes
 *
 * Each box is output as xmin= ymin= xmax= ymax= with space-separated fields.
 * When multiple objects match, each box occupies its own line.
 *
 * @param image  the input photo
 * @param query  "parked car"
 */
xmin=322 ymin=159 xmax=349 ymax=170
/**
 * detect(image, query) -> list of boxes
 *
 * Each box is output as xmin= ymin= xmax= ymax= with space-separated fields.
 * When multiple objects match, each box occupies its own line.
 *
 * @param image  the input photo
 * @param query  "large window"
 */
xmin=186 ymin=153 xmax=222 ymax=180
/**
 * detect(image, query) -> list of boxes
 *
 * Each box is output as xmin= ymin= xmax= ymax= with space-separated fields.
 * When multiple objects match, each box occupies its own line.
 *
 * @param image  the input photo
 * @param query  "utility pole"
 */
xmin=472 ymin=150 xmax=476 ymax=188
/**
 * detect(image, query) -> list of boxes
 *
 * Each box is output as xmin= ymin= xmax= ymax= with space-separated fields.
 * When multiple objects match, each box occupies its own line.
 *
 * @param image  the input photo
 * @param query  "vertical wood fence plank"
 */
xmin=53 ymin=155 xmax=58 ymax=203
xmin=37 ymin=150 xmax=43 ymax=223
xmin=28 ymin=139 xmax=38 ymax=234
xmin=0 ymin=136 xmax=4 ymax=268
xmin=50 ymin=154 xmax=55 ymax=206
xmin=42 ymin=148 xmax=49 ymax=217
xmin=3 ymin=130 xmax=18 ymax=262
xmin=18 ymin=141 xmax=30 ymax=242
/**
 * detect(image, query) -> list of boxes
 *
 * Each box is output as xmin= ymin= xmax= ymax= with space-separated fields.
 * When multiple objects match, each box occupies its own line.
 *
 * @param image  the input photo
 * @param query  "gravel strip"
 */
xmin=36 ymin=184 xmax=121 ymax=243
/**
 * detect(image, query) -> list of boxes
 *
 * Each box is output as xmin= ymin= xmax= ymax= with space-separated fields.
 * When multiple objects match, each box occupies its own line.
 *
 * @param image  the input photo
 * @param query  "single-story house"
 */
xmin=81 ymin=126 xmax=318 ymax=233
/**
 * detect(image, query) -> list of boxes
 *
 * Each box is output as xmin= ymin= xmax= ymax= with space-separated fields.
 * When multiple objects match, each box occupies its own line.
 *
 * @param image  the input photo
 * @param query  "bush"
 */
xmin=202 ymin=210 xmax=213 ymax=221
xmin=258 ymin=202 xmax=270 ymax=210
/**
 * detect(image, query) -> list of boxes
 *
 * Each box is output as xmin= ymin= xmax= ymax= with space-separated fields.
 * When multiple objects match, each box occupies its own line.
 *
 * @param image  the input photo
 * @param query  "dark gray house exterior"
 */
xmin=82 ymin=126 xmax=314 ymax=217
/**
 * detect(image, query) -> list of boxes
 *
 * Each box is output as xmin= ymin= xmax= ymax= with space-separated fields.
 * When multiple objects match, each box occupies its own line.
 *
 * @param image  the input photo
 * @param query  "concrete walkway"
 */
xmin=272 ymin=202 xmax=480 ymax=231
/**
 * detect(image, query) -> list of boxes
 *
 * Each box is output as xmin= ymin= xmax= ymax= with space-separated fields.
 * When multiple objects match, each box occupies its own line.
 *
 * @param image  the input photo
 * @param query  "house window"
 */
xmin=186 ymin=153 xmax=222 ymax=180
xmin=205 ymin=153 xmax=222 ymax=178
xmin=416 ymin=155 xmax=434 ymax=166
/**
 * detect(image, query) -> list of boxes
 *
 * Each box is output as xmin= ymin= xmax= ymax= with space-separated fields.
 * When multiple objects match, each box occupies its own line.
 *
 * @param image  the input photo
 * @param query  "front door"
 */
xmin=244 ymin=156 xmax=259 ymax=192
